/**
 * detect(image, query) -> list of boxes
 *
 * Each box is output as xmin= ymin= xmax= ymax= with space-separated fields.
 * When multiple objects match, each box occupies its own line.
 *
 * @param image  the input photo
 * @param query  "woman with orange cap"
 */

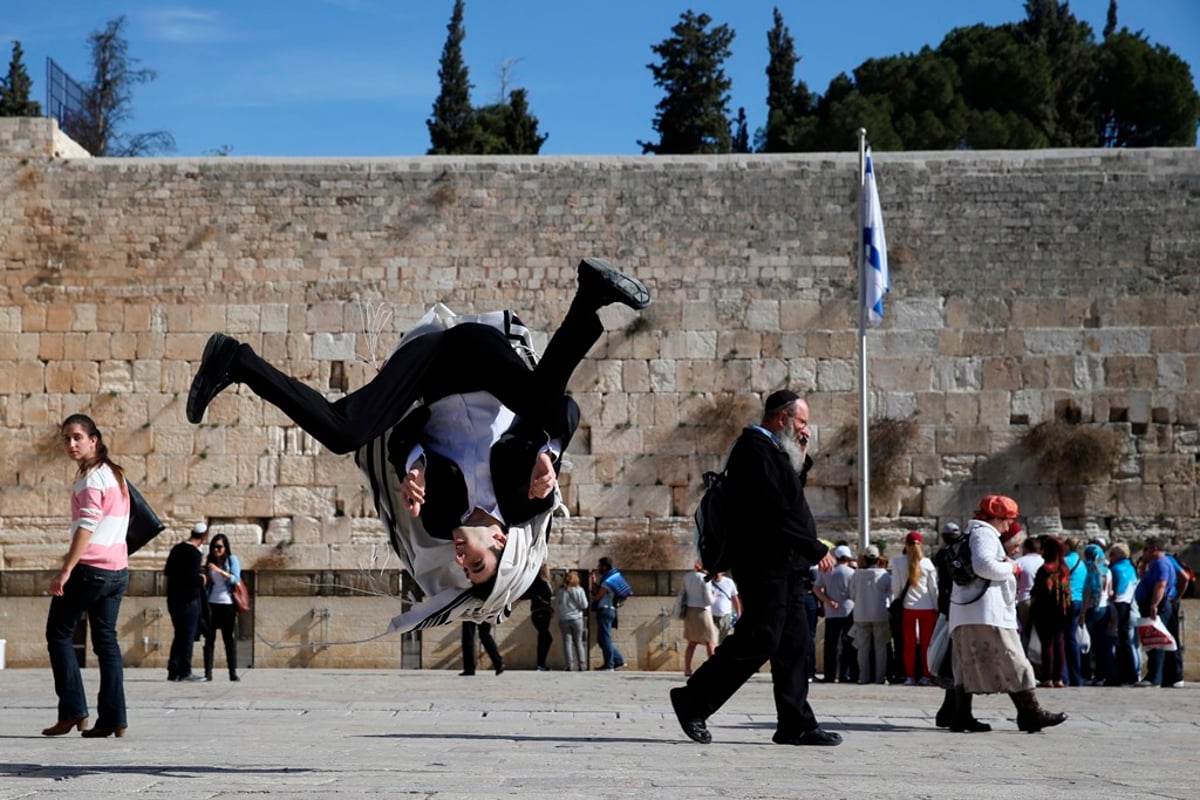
xmin=947 ymin=495 xmax=1067 ymax=734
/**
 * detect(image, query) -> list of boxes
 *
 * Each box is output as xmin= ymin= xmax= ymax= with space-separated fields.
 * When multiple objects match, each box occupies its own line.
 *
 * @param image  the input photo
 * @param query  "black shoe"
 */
xmin=495 ymin=663 xmax=506 ymax=676
xmin=773 ymin=727 xmax=843 ymax=746
xmin=230 ymin=674 xmax=240 ymax=682
xmin=459 ymin=670 xmax=475 ymax=676
xmin=577 ymin=258 xmax=651 ymax=311
xmin=669 ymin=687 xmax=711 ymax=744
xmin=187 ymin=333 xmax=240 ymax=424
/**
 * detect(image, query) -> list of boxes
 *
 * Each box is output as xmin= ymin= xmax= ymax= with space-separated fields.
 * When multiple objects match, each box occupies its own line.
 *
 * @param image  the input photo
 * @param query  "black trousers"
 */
xmin=203 ymin=602 xmax=238 ymax=677
xmin=166 ymin=597 xmax=200 ymax=679
xmin=677 ymin=569 xmax=819 ymax=735
xmin=531 ymin=612 xmax=553 ymax=668
xmin=230 ymin=301 xmax=603 ymax=454
xmin=461 ymin=621 xmax=503 ymax=673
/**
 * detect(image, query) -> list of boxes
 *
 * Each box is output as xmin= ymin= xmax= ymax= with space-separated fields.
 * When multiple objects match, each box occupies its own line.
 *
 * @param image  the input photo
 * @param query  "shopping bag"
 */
xmin=1027 ymin=632 xmax=1043 ymax=665
xmin=1077 ymin=622 xmax=1091 ymax=655
xmin=1134 ymin=615 xmax=1177 ymax=651
xmin=925 ymin=613 xmax=950 ymax=674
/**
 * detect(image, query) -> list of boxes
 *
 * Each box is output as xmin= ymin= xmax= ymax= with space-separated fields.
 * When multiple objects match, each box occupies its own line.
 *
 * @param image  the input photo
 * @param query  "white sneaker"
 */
xmin=1170 ymin=680 xmax=1185 ymax=688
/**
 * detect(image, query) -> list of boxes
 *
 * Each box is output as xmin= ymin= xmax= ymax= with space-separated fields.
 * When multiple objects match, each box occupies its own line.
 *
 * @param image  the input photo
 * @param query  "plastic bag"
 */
xmin=1077 ymin=622 xmax=1091 ymax=655
xmin=925 ymin=614 xmax=950 ymax=674
xmin=1134 ymin=614 xmax=1177 ymax=651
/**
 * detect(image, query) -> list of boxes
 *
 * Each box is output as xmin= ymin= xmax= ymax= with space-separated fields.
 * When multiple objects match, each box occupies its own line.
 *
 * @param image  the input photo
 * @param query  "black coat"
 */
xmin=724 ymin=427 xmax=829 ymax=577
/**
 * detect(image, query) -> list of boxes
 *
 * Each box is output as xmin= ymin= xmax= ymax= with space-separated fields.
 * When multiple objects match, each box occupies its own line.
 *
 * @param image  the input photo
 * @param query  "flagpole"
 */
xmin=856 ymin=128 xmax=870 ymax=552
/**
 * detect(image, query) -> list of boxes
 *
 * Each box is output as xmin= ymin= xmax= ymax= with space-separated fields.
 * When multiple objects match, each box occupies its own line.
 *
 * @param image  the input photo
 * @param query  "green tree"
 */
xmin=427 ymin=0 xmax=479 ymax=155
xmin=68 ymin=17 xmax=173 ymax=156
xmin=0 ymin=40 xmax=41 ymax=117
xmin=732 ymin=106 xmax=750 ymax=153
xmin=1097 ymin=29 xmax=1200 ymax=146
xmin=761 ymin=7 xmax=814 ymax=152
xmin=1019 ymin=0 xmax=1100 ymax=146
xmin=474 ymin=88 xmax=548 ymax=154
xmin=641 ymin=11 xmax=735 ymax=154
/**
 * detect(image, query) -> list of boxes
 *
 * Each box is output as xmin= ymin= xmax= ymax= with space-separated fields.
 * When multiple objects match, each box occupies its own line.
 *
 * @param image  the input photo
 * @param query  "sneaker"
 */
xmin=918 ymin=677 xmax=933 ymax=686
xmin=1169 ymin=680 xmax=1185 ymax=688
xmin=904 ymin=678 xmax=917 ymax=686
xmin=1133 ymin=680 xmax=1156 ymax=688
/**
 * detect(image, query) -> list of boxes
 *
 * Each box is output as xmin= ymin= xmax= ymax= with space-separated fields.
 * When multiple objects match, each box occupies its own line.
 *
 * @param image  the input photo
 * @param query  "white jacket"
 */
xmin=948 ymin=519 xmax=1018 ymax=632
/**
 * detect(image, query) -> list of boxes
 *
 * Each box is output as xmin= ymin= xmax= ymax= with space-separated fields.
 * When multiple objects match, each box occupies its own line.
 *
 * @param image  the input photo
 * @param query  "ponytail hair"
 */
xmin=62 ymin=414 xmax=126 ymax=496
xmin=906 ymin=540 xmax=924 ymax=589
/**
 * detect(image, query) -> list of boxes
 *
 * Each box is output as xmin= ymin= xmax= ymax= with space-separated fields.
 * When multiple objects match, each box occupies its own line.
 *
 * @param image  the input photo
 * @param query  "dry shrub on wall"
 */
xmin=1021 ymin=420 xmax=1120 ymax=484
xmin=691 ymin=393 xmax=759 ymax=452
xmin=833 ymin=417 xmax=919 ymax=497
xmin=610 ymin=530 xmax=684 ymax=571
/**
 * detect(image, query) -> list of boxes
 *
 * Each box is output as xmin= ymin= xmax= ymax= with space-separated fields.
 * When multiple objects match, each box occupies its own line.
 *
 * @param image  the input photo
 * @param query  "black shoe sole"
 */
xmin=187 ymin=333 xmax=238 ymax=424
xmin=578 ymin=257 xmax=651 ymax=310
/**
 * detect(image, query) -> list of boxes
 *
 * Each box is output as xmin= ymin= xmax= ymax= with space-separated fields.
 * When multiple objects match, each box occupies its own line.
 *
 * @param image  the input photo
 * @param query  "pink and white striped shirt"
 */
xmin=70 ymin=464 xmax=130 ymax=571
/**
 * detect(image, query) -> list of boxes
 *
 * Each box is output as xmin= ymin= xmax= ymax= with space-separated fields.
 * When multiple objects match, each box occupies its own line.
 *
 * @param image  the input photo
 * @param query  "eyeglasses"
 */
xmin=212 ymin=545 xmax=225 ymax=550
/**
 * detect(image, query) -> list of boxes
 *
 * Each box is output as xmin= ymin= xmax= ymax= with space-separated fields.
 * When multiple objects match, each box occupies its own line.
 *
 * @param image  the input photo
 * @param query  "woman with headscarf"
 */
xmin=948 ymin=495 xmax=1066 ymax=734
xmin=1082 ymin=543 xmax=1115 ymax=686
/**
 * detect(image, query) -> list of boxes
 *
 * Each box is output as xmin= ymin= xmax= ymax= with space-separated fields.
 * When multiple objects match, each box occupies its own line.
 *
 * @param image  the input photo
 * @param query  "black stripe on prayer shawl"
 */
xmin=505 ymin=311 xmax=538 ymax=370
xmin=356 ymin=433 xmax=412 ymax=568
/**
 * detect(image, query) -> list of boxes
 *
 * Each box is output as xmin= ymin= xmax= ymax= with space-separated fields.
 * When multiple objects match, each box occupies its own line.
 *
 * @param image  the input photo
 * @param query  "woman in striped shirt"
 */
xmin=43 ymin=414 xmax=131 ymax=738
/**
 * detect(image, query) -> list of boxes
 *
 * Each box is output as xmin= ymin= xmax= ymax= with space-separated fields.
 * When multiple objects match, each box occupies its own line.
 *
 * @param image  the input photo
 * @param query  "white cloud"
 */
xmin=141 ymin=8 xmax=235 ymax=44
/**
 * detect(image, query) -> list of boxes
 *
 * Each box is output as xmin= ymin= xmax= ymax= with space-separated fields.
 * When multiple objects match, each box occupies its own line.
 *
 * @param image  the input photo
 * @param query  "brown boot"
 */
xmin=1010 ymin=689 xmax=1067 ymax=733
xmin=949 ymin=686 xmax=992 ymax=733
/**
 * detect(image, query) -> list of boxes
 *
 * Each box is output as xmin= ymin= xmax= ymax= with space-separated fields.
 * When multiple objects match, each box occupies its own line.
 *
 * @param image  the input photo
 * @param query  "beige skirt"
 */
xmin=684 ymin=607 xmax=718 ymax=644
xmin=951 ymin=624 xmax=1036 ymax=694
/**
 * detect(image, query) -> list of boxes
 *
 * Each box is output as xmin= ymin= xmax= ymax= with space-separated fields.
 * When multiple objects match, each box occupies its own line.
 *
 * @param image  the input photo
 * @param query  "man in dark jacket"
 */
xmin=164 ymin=522 xmax=208 ymax=681
xmin=669 ymin=390 xmax=840 ymax=746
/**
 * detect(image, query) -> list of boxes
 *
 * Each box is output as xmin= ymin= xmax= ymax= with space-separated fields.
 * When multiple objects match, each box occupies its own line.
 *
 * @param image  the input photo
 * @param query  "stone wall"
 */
xmin=2 ymin=117 xmax=1199 ymax=666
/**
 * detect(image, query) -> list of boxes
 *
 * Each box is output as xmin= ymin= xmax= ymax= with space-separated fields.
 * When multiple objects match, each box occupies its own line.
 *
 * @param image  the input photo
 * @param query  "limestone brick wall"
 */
xmin=2 ymin=117 xmax=1200 ymax=626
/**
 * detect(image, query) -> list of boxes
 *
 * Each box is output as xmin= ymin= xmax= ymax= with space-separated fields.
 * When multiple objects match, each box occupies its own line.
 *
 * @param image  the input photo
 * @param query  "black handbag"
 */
xmin=125 ymin=479 xmax=166 ymax=555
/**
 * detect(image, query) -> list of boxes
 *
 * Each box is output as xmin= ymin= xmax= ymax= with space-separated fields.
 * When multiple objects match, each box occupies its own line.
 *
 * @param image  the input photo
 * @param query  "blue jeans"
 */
xmin=1145 ymin=598 xmax=1181 ymax=686
xmin=595 ymin=606 xmax=624 ymax=668
xmin=1113 ymin=601 xmax=1141 ymax=684
xmin=1064 ymin=600 xmax=1083 ymax=685
xmin=45 ymin=565 xmax=128 ymax=728
xmin=804 ymin=592 xmax=819 ymax=680
xmin=168 ymin=597 xmax=201 ymax=678
xmin=1085 ymin=605 xmax=1116 ymax=684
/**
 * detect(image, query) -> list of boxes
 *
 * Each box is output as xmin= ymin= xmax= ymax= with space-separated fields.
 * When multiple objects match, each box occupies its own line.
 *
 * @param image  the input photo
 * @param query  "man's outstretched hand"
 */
xmin=401 ymin=460 xmax=427 ymax=518
xmin=528 ymin=452 xmax=557 ymax=500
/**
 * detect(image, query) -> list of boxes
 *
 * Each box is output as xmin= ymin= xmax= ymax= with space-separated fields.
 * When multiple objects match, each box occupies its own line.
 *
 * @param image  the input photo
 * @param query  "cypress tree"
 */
xmin=0 ymin=40 xmax=42 ymax=117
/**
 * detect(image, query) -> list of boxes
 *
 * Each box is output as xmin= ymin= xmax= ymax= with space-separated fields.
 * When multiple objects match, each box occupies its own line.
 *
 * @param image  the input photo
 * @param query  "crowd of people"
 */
xmin=812 ymin=523 xmax=1190 ymax=692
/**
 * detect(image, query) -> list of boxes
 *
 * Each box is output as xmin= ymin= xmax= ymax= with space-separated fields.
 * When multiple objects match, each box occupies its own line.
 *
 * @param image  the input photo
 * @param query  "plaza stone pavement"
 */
xmin=0 ymin=668 xmax=1194 ymax=800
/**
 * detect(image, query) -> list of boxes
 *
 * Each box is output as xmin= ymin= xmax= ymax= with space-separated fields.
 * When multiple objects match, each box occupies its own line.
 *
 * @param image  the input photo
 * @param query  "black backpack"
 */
xmin=947 ymin=535 xmax=978 ymax=586
xmin=695 ymin=469 xmax=732 ymax=575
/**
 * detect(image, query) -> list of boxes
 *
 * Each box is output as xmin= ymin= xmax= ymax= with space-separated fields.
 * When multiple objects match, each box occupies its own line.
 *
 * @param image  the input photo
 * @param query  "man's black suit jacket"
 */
xmin=386 ymin=399 xmax=580 ymax=539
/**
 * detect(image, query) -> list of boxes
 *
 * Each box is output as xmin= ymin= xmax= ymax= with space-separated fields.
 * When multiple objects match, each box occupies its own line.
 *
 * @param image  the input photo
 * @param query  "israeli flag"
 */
xmin=863 ymin=148 xmax=889 ymax=327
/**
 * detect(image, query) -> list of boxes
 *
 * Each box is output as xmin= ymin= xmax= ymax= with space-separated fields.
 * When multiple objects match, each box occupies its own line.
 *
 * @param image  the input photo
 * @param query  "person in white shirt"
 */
xmin=709 ymin=572 xmax=740 ymax=644
xmin=890 ymin=531 xmax=939 ymax=685
xmin=680 ymin=563 xmax=719 ymax=676
xmin=813 ymin=545 xmax=857 ymax=683
xmin=1014 ymin=535 xmax=1044 ymax=653
xmin=848 ymin=546 xmax=891 ymax=684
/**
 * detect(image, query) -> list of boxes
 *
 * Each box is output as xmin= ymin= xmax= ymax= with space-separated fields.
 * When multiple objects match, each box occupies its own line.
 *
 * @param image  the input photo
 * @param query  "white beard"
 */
xmin=779 ymin=433 xmax=806 ymax=472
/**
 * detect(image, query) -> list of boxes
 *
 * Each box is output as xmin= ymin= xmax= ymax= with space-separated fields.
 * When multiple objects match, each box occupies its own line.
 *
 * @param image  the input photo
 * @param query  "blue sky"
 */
xmin=4 ymin=1 xmax=1197 ymax=156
